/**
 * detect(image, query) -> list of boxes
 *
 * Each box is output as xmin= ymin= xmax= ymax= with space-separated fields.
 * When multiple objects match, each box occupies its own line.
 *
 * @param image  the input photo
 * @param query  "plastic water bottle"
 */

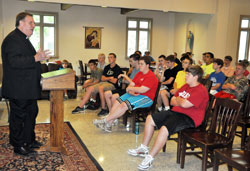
xmin=135 ymin=122 xmax=139 ymax=135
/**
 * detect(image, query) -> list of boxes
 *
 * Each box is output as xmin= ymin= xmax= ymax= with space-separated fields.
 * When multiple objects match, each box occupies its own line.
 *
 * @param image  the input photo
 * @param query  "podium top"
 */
xmin=41 ymin=68 xmax=73 ymax=79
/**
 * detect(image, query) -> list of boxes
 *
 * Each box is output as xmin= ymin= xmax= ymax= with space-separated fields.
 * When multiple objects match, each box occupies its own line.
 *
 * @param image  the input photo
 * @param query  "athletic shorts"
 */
xmin=92 ymin=82 xmax=115 ymax=94
xmin=151 ymin=110 xmax=195 ymax=136
xmin=117 ymin=93 xmax=153 ymax=111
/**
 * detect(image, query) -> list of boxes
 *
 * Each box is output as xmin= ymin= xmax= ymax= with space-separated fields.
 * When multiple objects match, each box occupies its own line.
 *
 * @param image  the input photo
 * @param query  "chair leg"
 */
xmin=132 ymin=113 xmax=136 ymax=134
xmin=177 ymin=132 xmax=181 ymax=164
xmin=180 ymin=138 xmax=187 ymax=169
xmin=213 ymin=151 xmax=219 ymax=171
xmin=123 ymin=112 xmax=128 ymax=126
xmin=5 ymin=99 xmax=10 ymax=122
xmin=227 ymin=165 xmax=233 ymax=171
xmin=202 ymin=147 xmax=208 ymax=171
xmin=241 ymin=125 xmax=247 ymax=150
xmin=162 ymin=143 xmax=166 ymax=152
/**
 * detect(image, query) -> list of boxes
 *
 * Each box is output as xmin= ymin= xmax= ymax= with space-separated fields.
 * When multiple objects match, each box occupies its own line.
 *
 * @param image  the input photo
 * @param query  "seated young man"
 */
xmin=215 ymin=62 xmax=249 ymax=101
xmin=209 ymin=58 xmax=226 ymax=95
xmin=72 ymin=53 xmax=121 ymax=114
xmin=72 ymin=59 xmax=103 ymax=113
xmin=201 ymin=52 xmax=215 ymax=79
xmin=170 ymin=55 xmax=193 ymax=95
xmin=240 ymin=59 xmax=250 ymax=77
xmin=127 ymin=65 xmax=209 ymax=170
xmin=97 ymin=53 xmax=106 ymax=70
xmin=157 ymin=55 xmax=179 ymax=111
xmin=97 ymin=53 xmax=122 ymax=116
xmin=154 ymin=55 xmax=167 ymax=81
xmin=221 ymin=56 xmax=234 ymax=77
xmin=93 ymin=56 xmax=159 ymax=132
xmin=104 ymin=53 xmax=140 ymax=111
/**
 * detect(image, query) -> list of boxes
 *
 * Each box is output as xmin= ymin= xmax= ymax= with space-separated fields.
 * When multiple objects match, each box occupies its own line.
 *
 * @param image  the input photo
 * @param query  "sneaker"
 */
xmin=127 ymin=144 xmax=149 ymax=157
xmin=93 ymin=118 xmax=106 ymax=128
xmin=157 ymin=106 xmax=163 ymax=112
xmin=138 ymin=155 xmax=154 ymax=170
xmin=72 ymin=106 xmax=85 ymax=114
xmin=112 ymin=119 xmax=118 ymax=126
xmin=87 ymin=103 xmax=99 ymax=110
xmin=163 ymin=106 xmax=170 ymax=111
xmin=98 ymin=122 xmax=112 ymax=133
xmin=97 ymin=109 xmax=109 ymax=117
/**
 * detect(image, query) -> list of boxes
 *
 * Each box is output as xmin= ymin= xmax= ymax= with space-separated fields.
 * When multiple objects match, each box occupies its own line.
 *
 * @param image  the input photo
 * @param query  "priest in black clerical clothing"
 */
xmin=1 ymin=12 xmax=51 ymax=155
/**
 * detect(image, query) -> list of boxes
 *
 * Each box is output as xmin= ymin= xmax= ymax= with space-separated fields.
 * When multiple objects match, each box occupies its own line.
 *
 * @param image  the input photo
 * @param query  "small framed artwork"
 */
xmin=85 ymin=27 xmax=101 ymax=49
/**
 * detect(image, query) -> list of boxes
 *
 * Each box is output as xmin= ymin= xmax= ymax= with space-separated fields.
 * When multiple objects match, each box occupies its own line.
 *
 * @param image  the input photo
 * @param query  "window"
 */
xmin=28 ymin=11 xmax=58 ymax=57
xmin=237 ymin=16 xmax=250 ymax=61
xmin=126 ymin=18 xmax=152 ymax=57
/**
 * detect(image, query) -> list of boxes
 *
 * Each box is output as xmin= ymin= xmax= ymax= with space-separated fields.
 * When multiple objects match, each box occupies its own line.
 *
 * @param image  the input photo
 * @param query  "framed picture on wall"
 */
xmin=85 ymin=27 xmax=101 ymax=49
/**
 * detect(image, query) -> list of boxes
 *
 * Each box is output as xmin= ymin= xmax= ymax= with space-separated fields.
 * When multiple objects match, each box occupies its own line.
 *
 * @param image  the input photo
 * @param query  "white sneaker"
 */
xmin=138 ymin=155 xmax=154 ymax=170
xmin=163 ymin=106 xmax=170 ymax=111
xmin=112 ymin=119 xmax=119 ymax=126
xmin=99 ymin=122 xmax=112 ymax=133
xmin=93 ymin=119 xmax=105 ymax=128
xmin=157 ymin=106 xmax=163 ymax=112
xmin=127 ymin=144 xmax=149 ymax=157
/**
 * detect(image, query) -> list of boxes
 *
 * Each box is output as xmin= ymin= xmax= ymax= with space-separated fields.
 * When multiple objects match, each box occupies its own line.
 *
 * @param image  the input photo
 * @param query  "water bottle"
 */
xmin=135 ymin=122 xmax=139 ymax=135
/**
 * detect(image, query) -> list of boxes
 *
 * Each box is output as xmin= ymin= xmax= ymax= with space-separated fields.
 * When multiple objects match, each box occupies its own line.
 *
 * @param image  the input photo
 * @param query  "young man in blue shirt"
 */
xmin=209 ymin=58 xmax=226 ymax=95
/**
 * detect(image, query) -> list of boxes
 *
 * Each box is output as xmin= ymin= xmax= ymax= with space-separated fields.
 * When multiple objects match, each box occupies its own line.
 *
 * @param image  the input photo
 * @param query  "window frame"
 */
xmin=125 ymin=17 xmax=153 ymax=58
xmin=237 ymin=15 xmax=250 ymax=62
xmin=27 ymin=10 xmax=59 ymax=58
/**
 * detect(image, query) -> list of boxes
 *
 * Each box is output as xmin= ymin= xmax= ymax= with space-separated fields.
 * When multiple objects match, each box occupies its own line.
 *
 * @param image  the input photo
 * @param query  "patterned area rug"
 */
xmin=0 ymin=122 xmax=103 ymax=171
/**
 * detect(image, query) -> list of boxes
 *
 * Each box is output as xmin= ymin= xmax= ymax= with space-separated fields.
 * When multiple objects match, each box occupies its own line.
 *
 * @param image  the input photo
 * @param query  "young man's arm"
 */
xmin=170 ymin=96 xmax=194 ymax=108
xmin=222 ymin=83 xmax=236 ymax=90
xmin=211 ymin=83 xmax=221 ymax=90
xmin=119 ymin=74 xmax=133 ymax=84
xmin=126 ymin=85 xmax=149 ymax=94
xmin=162 ymin=77 xmax=174 ymax=85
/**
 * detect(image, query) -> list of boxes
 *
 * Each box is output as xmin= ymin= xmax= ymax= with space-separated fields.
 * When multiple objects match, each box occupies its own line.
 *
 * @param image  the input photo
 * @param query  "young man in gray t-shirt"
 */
xmin=72 ymin=59 xmax=103 ymax=113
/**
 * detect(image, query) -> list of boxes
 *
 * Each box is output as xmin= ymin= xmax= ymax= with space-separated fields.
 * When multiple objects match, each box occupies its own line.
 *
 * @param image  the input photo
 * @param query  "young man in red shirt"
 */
xmin=93 ymin=56 xmax=159 ymax=132
xmin=128 ymin=65 xmax=209 ymax=170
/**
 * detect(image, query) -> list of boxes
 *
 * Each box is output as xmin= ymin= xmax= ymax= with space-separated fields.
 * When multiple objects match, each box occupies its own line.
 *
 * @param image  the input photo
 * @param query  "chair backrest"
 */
xmin=67 ymin=63 xmax=73 ymax=69
xmin=79 ymin=60 xmax=84 ymax=75
xmin=200 ymin=78 xmax=212 ymax=92
xmin=41 ymin=63 xmax=48 ymax=73
xmin=149 ymin=82 xmax=161 ymax=113
xmin=209 ymin=98 xmax=242 ymax=143
xmin=48 ymin=63 xmax=59 ymax=71
xmin=199 ymin=93 xmax=215 ymax=131
xmin=242 ymin=85 xmax=250 ymax=118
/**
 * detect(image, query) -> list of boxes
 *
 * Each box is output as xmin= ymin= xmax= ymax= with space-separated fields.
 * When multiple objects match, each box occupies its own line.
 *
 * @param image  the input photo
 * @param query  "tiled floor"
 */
xmin=0 ymin=92 xmax=241 ymax=171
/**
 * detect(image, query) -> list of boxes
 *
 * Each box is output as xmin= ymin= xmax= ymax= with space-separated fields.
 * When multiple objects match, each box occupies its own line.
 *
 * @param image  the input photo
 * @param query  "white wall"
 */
xmin=174 ymin=13 xmax=212 ymax=62
xmin=1 ymin=0 xmax=176 ymax=74
xmin=173 ymin=0 xmax=250 ymax=70
xmin=226 ymin=0 xmax=250 ymax=63
xmin=0 ymin=0 xmax=3 ymax=63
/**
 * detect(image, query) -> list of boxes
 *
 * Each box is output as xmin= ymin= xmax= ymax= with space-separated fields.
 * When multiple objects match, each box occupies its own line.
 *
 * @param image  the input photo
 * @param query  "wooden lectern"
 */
xmin=41 ymin=68 xmax=75 ymax=155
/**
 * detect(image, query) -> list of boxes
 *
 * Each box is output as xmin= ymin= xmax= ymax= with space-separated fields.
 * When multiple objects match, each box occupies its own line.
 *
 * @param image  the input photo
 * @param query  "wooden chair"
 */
xmin=122 ymin=82 xmax=161 ymax=134
xmin=180 ymin=98 xmax=243 ymax=171
xmin=78 ymin=60 xmax=92 ymax=85
xmin=236 ymin=86 xmax=250 ymax=149
xmin=213 ymin=132 xmax=250 ymax=171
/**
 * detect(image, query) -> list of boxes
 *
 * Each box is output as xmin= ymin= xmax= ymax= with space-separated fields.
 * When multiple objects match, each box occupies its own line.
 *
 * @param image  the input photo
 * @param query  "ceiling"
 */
xmin=25 ymin=0 xmax=217 ymax=14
